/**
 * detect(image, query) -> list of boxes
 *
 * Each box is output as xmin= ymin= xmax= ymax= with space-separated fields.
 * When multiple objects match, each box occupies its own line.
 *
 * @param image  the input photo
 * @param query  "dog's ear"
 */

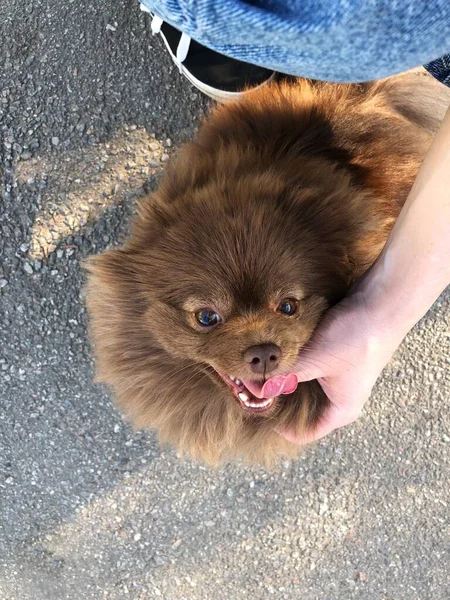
xmin=156 ymin=142 xmax=214 ymax=202
xmin=128 ymin=142 xmax=213 ymax=245
xmin=83 ymin=250 xmax=130 ymax=364
xmin=84 ymin=248 xmax=130 ymax=283
xmin=84 ymin=248 xmax=138 ymax=304
xmin=84 ymin=248 xmax=153 ymax=388
xmin=84 ymin=247 xmax=150 ymax=326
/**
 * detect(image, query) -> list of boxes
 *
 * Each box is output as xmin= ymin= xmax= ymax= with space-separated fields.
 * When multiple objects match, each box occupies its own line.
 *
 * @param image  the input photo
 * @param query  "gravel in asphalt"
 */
xmin=0 ymin=2 xmax=449 ymax=599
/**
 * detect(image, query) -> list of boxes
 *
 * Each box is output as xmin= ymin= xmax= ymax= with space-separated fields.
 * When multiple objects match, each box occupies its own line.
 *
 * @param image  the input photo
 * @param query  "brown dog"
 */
xmin=85 ymin=72 xmax=449 ymax=467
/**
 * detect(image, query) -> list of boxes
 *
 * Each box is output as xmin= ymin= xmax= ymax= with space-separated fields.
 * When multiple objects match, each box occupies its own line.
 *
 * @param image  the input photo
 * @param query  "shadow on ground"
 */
xmin=0 ymin=1 xmax=449 ymax=599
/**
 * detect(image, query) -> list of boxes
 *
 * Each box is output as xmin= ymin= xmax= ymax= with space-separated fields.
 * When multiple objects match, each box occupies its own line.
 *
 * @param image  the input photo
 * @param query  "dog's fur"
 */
xmin=86 ymin=72 xmax=449 ymax=467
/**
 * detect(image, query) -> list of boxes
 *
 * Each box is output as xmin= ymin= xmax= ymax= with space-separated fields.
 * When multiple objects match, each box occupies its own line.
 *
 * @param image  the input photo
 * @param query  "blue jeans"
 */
xmin=141 ymin=0 xmax=450 ymax=85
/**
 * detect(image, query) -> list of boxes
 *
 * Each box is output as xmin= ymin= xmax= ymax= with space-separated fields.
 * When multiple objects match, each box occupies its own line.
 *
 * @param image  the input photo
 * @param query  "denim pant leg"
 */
xmin=141 ymin=0 xmax=450 ymax=84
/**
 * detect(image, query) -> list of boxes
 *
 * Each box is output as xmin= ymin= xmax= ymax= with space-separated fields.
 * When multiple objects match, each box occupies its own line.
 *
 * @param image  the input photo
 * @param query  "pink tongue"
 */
xmin=241 ymin=379 xmax=267 ymax=399
xmin=279 ymin=373 xmax=299 ymax=395
xmin=241 ymin=374 xmax=298 ymax=399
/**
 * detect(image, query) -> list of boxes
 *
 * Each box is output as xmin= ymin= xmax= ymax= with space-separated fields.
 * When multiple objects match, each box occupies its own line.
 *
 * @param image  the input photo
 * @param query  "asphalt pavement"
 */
xmin=0 ymin=1 xmax=449 ymax=599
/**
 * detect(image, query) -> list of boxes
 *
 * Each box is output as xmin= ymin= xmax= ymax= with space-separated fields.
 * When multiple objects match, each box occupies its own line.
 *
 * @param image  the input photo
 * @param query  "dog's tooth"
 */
xmin=248 ymin=397 xmax=273 ymax=409
xmin=235 ymin=379 xmax=242 ymax=386
xmin=238 ymin=392 xmax=274 ymax=409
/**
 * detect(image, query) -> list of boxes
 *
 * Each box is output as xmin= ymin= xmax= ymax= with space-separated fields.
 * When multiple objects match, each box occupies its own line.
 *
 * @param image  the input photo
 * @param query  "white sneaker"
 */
xmin=141 ymin=4 xmax=276 ymax=102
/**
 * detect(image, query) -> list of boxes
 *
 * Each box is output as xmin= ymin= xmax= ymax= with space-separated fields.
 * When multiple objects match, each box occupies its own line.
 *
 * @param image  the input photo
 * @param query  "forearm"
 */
xmin=359 ymin=105 xmax=450 ymax=341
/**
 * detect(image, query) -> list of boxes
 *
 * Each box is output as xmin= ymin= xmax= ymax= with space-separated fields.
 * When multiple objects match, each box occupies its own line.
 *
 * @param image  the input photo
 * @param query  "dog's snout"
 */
xmin=244 ymin=343 xmax=281 ymax=374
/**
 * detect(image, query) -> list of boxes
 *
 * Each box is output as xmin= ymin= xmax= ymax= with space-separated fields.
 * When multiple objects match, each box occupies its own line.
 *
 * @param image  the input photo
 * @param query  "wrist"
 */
xmin=353 ymin=266 xmax=415 ymax=354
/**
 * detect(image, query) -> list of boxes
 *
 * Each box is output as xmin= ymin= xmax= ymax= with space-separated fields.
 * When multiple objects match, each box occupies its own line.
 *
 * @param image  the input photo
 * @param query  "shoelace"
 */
xmin=141 ymin=4 xmax=192 ymax=72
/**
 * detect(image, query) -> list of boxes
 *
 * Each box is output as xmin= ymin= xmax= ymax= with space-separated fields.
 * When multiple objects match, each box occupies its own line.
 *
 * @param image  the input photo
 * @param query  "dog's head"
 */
xmin=88 ymin=141 xmax=382 ymax=419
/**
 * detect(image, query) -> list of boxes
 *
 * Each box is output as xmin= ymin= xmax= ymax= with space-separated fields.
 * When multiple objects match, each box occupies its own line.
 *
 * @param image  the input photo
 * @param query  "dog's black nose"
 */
xmin=244 ymin=343 xmax=281 ymax=375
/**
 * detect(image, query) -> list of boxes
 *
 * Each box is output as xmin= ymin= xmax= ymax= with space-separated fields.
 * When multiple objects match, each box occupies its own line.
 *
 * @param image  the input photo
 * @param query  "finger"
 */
xmin=277 ymin=419 xmax=336 ymax=445
xmin=291 ymin=352 xmax=326 ymax=382
xmin=277 ymin=405 xmax=361 ymax=446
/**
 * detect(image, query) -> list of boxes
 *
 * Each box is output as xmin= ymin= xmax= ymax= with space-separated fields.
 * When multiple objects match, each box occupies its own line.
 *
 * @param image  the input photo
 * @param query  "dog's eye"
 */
xmin=195 ymin=309 xmax=223 ymax=327
xmin=277 ymin=299 xmax=298 ymax=317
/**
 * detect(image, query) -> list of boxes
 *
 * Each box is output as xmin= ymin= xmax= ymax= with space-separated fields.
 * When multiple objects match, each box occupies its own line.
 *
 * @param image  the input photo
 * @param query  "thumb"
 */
xmin=291 ymin=348 xmax=326 ymax=382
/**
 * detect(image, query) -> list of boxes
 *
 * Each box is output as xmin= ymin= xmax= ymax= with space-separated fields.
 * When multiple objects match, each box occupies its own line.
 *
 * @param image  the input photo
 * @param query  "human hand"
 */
xmin=271 ymin=104 xmax=450 ymax=445
xmin=273 ymin=290 xmax=405 ymax=445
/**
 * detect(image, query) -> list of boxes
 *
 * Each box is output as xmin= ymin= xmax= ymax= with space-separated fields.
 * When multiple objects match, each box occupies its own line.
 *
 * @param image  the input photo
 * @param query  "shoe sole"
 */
xmin=142 ymin=5 xmax=275 ymax=101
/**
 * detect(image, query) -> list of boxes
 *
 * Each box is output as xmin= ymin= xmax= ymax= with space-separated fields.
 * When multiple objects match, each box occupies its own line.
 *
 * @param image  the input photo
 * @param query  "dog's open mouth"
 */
xmin=211 ymin=367 xmax=299 ymax=413
xmin=213 ymin=369 xmax=276 ymax=413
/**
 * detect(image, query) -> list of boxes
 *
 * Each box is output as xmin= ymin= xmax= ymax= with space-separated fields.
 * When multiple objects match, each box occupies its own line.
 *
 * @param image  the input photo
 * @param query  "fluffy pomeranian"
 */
xmin=86 ymin=71 xmax=449 ymax=467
